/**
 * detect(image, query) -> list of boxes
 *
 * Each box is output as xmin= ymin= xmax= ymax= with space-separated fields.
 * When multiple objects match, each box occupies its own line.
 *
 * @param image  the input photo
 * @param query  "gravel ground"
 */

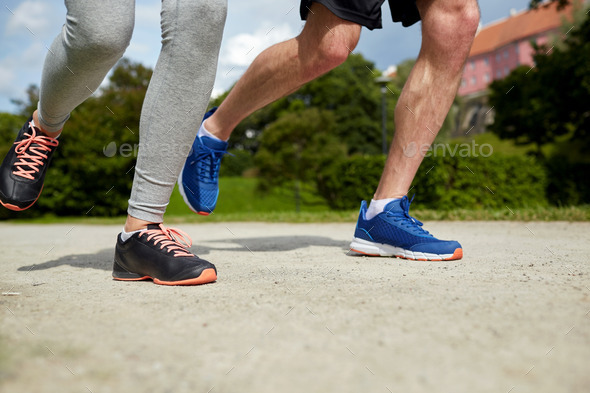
xmin=1 ymin=221 xmax=589 ymax=393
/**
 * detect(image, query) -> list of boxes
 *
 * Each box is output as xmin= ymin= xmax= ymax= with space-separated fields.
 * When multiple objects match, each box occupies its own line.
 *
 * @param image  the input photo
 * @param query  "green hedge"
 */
xmin=545 ymin=157 xmax=590 ymax=206
xmin=318 ymin=154 xmax=549 ymax=210
xmin=318 ymin=155 xmax=385 ymax=210
xmin=220 ymin=149 xmax=255 ymax=177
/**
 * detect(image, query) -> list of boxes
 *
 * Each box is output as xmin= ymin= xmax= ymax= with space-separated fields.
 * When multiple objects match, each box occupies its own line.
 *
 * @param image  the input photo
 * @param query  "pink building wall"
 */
xmin=458 ymin=31 xmax=554 ymax=97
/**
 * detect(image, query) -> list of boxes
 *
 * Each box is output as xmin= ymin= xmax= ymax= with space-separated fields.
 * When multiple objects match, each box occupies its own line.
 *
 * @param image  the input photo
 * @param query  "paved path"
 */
xmin=1 ymin=221 xmax=589 ymax=393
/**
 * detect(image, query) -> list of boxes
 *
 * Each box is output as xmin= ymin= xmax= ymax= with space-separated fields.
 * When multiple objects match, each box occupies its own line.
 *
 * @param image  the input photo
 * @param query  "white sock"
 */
xmin=197 ymin=120 xmax=226 ymax=142
xmin=366 ymin=198 xmax=399 ymax=220
xmin=120 ymin=228 xmax=142 ymax=242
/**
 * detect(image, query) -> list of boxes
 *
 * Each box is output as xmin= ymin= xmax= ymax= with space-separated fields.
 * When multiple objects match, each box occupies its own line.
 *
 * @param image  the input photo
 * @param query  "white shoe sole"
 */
xmin=349 ymin=237 xmax=462 ymax=261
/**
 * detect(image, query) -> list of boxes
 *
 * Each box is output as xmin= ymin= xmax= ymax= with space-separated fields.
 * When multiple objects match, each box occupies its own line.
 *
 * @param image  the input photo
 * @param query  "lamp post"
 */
xmin=375 ymin=75 xmax=392 ymax=155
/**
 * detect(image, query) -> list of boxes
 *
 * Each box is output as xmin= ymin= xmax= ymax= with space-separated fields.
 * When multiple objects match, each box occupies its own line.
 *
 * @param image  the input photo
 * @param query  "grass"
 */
xmin=446 ymin=131 xmax=533 ymax=157
xmin=468 ymin=132 xmax=532 ymax=156
xmin=4 ymin=177 xmax=590 ymax=224
xmin=10 ymin=206 xmax=589 ymax=224
xmin=166 ymin=177 xmax=330 ymax=216
xmin=452 ymin=131 xmax=585 ymax=160
xmin=7 ymin=205 xmax=590 ymax=225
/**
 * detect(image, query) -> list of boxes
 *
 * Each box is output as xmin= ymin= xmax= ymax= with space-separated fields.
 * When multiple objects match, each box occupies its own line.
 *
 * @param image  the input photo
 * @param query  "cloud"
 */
xmin=211 ymin=87 xmax=225 ymax=99
xmin=126 ymin=42 xmax=153 ymax=57
xmin=210 ymin=22 xmax=298 ymax=96
xmin=5 ymin=0 xmax=60 ymax=38
xmin=221 ymin=23 xmax=296 ymax=68
xmin=135 ymin=1 xmax=161 ymax=28
xmin=0 ymin=0 xmax=533 ymax=113
xmin=18 ymin=41 xmax=46 ymax=67
xmin=0 ymin=41 xmax=45 ymax=99
xmin=0 ymin=61 xmax=17 ymax=95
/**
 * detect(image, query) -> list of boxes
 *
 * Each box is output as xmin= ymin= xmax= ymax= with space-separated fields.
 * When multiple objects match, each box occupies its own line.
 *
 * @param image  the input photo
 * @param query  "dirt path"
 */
xmin=1 ymin=221 xmax=589 ymax=393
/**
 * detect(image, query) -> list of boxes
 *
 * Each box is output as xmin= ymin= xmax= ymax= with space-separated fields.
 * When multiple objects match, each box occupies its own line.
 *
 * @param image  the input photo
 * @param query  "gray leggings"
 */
xmin=38 ymin=0 xmax=227 ymax=223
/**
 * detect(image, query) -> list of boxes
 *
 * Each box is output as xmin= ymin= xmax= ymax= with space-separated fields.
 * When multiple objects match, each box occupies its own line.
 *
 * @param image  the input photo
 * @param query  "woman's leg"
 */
xmin=126 ymin=0 xmax=227 ymax=227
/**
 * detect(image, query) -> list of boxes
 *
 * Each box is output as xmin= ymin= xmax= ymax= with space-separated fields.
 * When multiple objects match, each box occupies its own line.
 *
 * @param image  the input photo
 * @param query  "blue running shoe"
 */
xmin=178 ymin=107 xmax=228 ymax=215
xmin=349 ymin=196 xmax=463 ymax=261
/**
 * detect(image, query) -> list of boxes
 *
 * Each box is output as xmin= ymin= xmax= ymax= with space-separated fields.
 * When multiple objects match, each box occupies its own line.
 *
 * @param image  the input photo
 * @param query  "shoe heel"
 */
xmin=112 ymin=259 xmax=148 ymax=281
xmin=349 ymin=237 xmax=389 ymax=257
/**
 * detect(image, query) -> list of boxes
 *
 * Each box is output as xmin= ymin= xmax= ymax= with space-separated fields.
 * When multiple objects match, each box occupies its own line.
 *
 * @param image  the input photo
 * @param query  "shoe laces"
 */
xmin=384 ymin=195 xmax=432 ymax=237
xmin=13 ymin=122 xmax=59 ymax=180
xmin=140 ymin=224 xmax=195 ymax=257
xmin=194 ymin=140 xmax=229 ymax=183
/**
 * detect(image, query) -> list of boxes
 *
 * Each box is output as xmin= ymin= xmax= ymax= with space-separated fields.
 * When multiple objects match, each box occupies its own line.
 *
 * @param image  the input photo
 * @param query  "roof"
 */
xmin=468 ymin=1 xmax=574 ymax=57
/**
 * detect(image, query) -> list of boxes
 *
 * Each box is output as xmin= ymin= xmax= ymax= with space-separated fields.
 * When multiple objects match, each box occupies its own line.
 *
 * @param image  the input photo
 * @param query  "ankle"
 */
xmin=32 ymin=110 xmax=62 ymax=138
xmin=203 ymin=117 xmax=230 ymax=142
xmin=124 ymin=215 xmax=157 ymax=232
xmin=373 ymin=193 xmax=406 ymax=201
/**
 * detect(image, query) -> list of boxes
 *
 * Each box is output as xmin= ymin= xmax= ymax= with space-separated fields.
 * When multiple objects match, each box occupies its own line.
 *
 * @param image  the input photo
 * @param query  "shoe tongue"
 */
xmin=146 ymin=224 xmax=162 ymax=231
xmin=201 ymin=135 xmax=228 ymax=150
xmin=383 ymin=198 xmax=404 ymax=213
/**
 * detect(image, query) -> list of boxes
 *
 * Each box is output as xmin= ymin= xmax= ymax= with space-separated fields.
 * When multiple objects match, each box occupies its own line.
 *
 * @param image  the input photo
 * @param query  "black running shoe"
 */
xmin=113 ymin=224 xmax=217 ymax=286
xmin=0 ymin=116 xmax=59 ymax=211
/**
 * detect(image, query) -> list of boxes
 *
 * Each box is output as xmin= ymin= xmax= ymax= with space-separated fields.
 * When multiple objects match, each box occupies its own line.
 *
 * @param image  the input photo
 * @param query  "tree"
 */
xmin=216 ymin=53 xmax=391 ymax=157
xmin=255 ymin=108 xmax=346 ymax=211
xmin=11 ymin=85 xmax=39 ymax=117
xmin=294 ymin=54 xmax=389 ymax=155
xmin=1 ymin=58 xmax=148 ymax=219
xmin=488 ymin=8 xmax=590 ymax=156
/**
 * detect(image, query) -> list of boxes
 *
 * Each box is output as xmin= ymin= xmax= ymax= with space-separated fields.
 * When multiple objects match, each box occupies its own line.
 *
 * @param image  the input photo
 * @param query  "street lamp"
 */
xmin=375 ymin=75 xmax=393 ymax=155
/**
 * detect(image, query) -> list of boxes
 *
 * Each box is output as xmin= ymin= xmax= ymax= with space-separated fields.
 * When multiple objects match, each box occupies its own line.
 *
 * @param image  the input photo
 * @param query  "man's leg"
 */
xmin=374 ymin=0 xmax=480 ymax=200
xmin=205 ymin=2 xmax=361 ymax=140
xmin=113 ymin=0 xmax=226 ymax=286
xmin=349 ymin=0 xmax=479 ymax=261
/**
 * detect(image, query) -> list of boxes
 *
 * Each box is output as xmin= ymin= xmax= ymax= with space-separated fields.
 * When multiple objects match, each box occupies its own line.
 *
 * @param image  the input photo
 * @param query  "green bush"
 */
xmin=220 ymin=149 xmax=255 ymax=177
xmin=318 ymin=154 xmax=549 ymax=210
xmin=0 ymin=59 xmax=147 ymax=220
xmin=412 ymin=154 xmax=548 ymax=210
xmin=545 ymin=157 xmax=590 ymax=206
xmin=317 ymin=155 xmax=386 ymax=210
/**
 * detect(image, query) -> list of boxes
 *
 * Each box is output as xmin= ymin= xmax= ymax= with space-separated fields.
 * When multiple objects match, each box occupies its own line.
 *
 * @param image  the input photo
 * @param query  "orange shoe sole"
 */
xmin=113 ymin=268 xmax=217 ymax=286
xmin=0 ymin=186 xmax=43 ymax=211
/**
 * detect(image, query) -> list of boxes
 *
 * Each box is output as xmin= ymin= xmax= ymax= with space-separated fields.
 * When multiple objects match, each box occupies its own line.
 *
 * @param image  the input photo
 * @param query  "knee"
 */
xmin=167 ymin=0 xmax=227 ymax=38
xmin=318 ymin=36 xmax=356 ymax=69
xmin=300 ymin=27 xmax=360 ymax=80
xmin=421 ymin=0 xmax=479 ymax=70
xmin=425 ymin=0 xmax=480 ymax=49
xmin=455 ymin=1 xmax=480 ymax=42
xmin=65 ymin=21 xmax=132 ymax=60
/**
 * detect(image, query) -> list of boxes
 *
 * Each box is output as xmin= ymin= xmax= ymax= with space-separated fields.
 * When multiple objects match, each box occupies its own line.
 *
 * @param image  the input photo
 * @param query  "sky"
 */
xmin=0 ymin=0 xmax=532 ymax=114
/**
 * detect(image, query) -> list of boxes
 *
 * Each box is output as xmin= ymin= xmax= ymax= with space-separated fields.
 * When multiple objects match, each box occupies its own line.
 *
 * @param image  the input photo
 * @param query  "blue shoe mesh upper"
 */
xmin=180 ymin=108 xmax=228 ymax=213
xmin=354 ymin=196 xmax=461 ymax=254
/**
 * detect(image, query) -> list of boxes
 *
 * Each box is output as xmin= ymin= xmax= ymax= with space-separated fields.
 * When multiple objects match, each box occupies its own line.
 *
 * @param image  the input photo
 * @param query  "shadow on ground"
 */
xmin=18 ymin=236 xmax=349 ymax=272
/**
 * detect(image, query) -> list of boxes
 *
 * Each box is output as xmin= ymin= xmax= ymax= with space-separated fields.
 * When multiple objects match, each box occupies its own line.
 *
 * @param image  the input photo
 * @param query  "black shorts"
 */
xmin=300 ymin=0 xmax=420 ymax=30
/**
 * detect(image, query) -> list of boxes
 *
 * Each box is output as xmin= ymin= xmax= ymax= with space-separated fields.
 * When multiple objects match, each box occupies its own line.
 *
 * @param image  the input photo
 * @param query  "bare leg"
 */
xmin=124 ymin=216 xmax=152 ymax=232
xmin=374 ymin=0 xmax=480 ymax=199
xmin=32 ymin=110 xmax=62 ymax=138
xmin=205 ymin=3 xmax=361 ymax=140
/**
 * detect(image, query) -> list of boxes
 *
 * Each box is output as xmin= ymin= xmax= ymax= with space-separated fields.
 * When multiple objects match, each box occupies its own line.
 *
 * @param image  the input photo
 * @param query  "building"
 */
xmin=456 ymin=1 xmax=576 ymax=135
